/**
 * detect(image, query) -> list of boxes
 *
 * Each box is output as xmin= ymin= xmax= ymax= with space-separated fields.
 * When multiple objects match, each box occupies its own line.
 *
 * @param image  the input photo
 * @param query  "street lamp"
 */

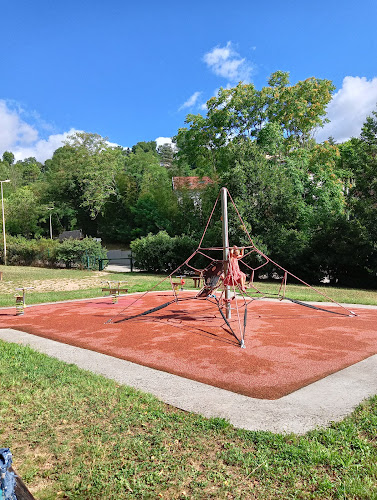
xmin=1 ymin=179 xmax=11 ymax=265
xmin=47 ymin=207 xmax=54 ymax=239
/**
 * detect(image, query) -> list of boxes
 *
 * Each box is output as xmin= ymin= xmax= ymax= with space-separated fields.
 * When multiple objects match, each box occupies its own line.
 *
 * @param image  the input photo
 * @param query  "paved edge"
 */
xmin=1 ymin=328 xmax=377 ymax=435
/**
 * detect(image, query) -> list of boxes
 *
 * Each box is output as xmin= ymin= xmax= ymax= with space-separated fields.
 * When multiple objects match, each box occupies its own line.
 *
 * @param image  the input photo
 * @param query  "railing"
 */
xmin=98 ymin=256 xmax=134 ymax=272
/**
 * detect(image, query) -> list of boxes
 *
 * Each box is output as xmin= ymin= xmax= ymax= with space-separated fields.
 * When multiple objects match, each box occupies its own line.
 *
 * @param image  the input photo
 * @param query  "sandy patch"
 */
xmin=0 ymin=272 xmax=111 ymax=294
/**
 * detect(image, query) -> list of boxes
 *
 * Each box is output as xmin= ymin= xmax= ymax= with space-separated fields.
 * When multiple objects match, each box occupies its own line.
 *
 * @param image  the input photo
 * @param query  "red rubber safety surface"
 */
xmin=1 ymin=291 xmax=377 ymax=399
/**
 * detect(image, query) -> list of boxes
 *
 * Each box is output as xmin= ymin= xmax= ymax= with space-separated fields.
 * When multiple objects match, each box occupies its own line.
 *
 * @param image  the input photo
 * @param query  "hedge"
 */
xmin=0 ymin=236 xmax=107 ymax=269
xmin=130 ymin=231 xmax=197 ymax=273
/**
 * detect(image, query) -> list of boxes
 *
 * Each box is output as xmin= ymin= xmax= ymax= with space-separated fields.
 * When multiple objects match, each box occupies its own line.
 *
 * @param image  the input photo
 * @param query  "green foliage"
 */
xmin=131 ymin=140 xmax=158 ymax=155
xmin=174 ymin=72 xmax=335 ymax=173
xmin=334 ymin=109 xmax=377 ymax=285
xmin=42 ymin=132 xmax=124 ymax=234
xmin=130 ymin=231 xmax=197 ymax=272
xmin=55 ymin=237 xmax=107 ymax=269
xmin=351 ymin=110 xmax=377 ymax=241
xmin=2 ymin=151 xmax=14 ymax=165
xmin=173 ymin=81 xmax=377 ymax=285
xmin=304 ymin=217 xmax=376 ymax=286
xmin=157 ymin=142 xmax=175 ymax=170
xmin=15 ymin=157 xmax=43 ymax=184
xmin=5 ymin=186 xmax=47 ymax=237
xmin=1 ymin=236 xmax=59 ymax=266
xmin=0 ymin=236 xmax=106 ymax=268
xmin=256 ymin=121 xmax=284 ymax=155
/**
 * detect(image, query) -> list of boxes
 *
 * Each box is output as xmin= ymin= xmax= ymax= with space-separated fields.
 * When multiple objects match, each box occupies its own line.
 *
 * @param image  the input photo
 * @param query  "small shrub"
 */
xmin=55 ymin=238 xmax=107 ymax=269
xmin=130 ymin=231 xmax=197 ymax=273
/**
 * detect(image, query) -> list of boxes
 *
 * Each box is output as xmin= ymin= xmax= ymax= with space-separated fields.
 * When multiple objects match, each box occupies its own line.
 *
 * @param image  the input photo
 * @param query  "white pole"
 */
xmin=47 ymin=207 xmax=54 ymax=239
xmin=221 ymin=187 xmax=231 ymax=319
xmin=1 ymin=180 xmax=10 ymax=266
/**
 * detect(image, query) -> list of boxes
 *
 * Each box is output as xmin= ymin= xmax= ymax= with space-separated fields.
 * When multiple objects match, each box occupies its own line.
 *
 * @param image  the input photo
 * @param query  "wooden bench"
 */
xmin=182 ymin=276 xmax=202 ymax=288
xmin=191 ymin=277 xmax=202 ymax=288
xmin=172 ymin=276 xmax=202 ymax=289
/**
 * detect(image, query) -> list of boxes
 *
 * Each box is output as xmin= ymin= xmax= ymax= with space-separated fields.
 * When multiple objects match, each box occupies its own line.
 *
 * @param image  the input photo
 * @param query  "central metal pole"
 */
xmin=221 ymin=187 xmax=231 ymax=319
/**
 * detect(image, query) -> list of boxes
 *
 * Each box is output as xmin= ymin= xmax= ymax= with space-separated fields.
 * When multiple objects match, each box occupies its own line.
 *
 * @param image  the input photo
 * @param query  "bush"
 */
xmin=130 ymin=231 xmax=197 ymax=273
xmin=0 ymin=236 xmax=59 ymax=266
xmin=55 ymin=238 xmax=107 ymax=269
xmin=0 ymin=236 xmax=107 ymax=269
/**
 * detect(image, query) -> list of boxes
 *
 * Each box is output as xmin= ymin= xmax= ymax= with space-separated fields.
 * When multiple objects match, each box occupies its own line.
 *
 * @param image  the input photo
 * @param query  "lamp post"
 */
xmin=47 ymin=207 xmax=54 ymax=239
xmin=1 ymin=179 xmax=11 ymax=265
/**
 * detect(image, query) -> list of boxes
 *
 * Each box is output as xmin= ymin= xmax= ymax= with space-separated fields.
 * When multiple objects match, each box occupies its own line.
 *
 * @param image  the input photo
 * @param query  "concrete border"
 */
xmin=1 ymin=328 xmax=377 ymax=435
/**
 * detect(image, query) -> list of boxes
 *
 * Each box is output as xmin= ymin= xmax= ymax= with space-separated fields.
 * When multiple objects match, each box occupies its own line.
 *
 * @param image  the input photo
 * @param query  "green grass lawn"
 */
xmin=0 ymin=264 xmax=376 ymax=307
xmin=1 ymin=265 xmax=377 ymax=498
xmin=0 ymin=265 xmax=169 ymax=307
xmin=1 ymin=341 xmax=377 ymax=499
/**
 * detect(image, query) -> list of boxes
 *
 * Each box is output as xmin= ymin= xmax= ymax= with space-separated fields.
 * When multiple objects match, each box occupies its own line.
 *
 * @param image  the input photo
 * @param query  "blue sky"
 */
xmin=1 ymin=0 xmax=377 ymax=162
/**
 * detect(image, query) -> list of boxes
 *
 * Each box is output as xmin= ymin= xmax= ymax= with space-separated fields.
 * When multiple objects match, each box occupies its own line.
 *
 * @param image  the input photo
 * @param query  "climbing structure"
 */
xmin=106 ymin=187 xmax=356 ymax=348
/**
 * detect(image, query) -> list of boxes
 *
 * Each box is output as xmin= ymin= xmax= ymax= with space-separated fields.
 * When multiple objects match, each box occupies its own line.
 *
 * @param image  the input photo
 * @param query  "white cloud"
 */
xmin=155 ymin=136 xmax=178 ymax=152
xmin=0 ymin=100 xmax=38 ymax=151
xmin=106 ymin=140 xmax=123 ymax=149
xmin=13 ymin=129 xmax=82 ymax=163
xmin=179 ymin=91 xmax=202 ymax=111
xmin=203 ymin=41 xmax=253 ymax=83
xmin=155 ymin=136 xmax=173 ymax=147
xmin=316 ymin=76 xmax=377 ymax=143
xmin=0 ymin=99 xmax=82 ymax=162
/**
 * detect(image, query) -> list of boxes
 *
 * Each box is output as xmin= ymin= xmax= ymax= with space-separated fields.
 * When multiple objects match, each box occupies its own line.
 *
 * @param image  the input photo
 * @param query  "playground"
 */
xmin=1 ymin=187 xmax=377 ymax=497
xmin=1 ymin=291 xmax=377 ymax=402
xmin=1 ymin=188 xmax=377 ymax=412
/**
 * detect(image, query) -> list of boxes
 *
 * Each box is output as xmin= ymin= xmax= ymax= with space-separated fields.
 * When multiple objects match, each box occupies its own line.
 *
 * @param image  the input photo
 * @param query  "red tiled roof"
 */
xmin=172 ymin=176 xmax=213 ymax=190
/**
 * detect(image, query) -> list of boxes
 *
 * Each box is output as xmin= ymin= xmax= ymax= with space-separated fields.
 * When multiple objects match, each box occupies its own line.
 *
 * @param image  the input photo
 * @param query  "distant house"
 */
xmin=58 ymin=229 xmax=84 ymax=242
xmin=172 ymin=176 xmax=214 ymax=207
xmin=172 ymin=176 xmax=213 ymax=191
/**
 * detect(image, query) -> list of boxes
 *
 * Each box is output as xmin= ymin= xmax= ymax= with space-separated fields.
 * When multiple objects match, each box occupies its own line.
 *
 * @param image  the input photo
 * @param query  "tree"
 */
xmin=360 ymin=109 xmax=377 ymax=151
xmin=131 ymin=141 xmax=158 ymax=155
xmin=43 ymin=132 xmax=124 ymax=235
xmin=172 ymin=72 xmax=351 ymax=282
xmin=157 ymin=143 xmax=175 ymax=171
xmin=5 ymin=186 xmax=46 ymax=237
xmin=98 ymin=143 xmax=179 ymax=242
xmin=0 ymin=152 xmax=21 ymax=191
xmin=263 ymin=72 xmax=335 ymax=146
xmin=344 ymin=109 xmax=377 ymax=282
xmin=16 ymin=157 xmax=43 ymax=184
xmin=174 ymin=71 xmax=335 ymax=174
xmin=127 ymin=154 xmax=178 ymax=238
xmin=2 ymin=151 xmax=14 ymax=165
xmin=343 ymin=110 xmax=377 ymax=236
xmin=256 ymin=122 xmax=284 ymax=156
